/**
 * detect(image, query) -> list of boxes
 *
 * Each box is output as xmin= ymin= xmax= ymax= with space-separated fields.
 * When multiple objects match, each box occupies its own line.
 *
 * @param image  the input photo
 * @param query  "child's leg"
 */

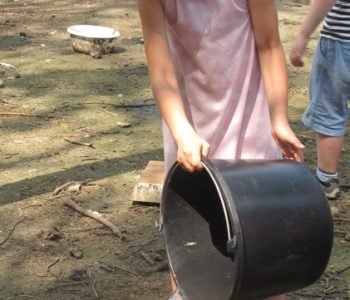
xmin=317 ymin=133 xmax=344 ymax=173
xmin=170 ymin=273 xmax=177 ymax=293
xmin=169 ymin=273 xmax=181 ymax=300
xmin=315 ymin=133 xmax=344 ymax=199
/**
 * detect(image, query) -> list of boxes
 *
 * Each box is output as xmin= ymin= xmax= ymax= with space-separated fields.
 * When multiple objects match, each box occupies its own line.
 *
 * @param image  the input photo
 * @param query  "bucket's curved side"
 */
xmin=212 ymin=159 xmax=334 ymax=299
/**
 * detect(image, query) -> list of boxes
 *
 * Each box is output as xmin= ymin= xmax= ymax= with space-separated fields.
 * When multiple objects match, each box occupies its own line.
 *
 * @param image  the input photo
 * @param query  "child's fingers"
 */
xmin=290 ymin=55 xmax=304 ymax=67
xmin=191 ymin=150 xmax=204 ymax=171
xmin=177 ymin=149 xmax=202 ymax=172
xmin=290 ymin=137 xmax=304 ymax=162
xmin=180 ymin=161 xmax=195 ymax=173
xmin=201 ymin=142 xmax=211 ymax=158
xmin=280 ymin=140 xmax=304 ymax=162
xmin=292 ymin=148 xmax=304 ymax=162
xmin=177 ymin=138 xmax=210 ymax=172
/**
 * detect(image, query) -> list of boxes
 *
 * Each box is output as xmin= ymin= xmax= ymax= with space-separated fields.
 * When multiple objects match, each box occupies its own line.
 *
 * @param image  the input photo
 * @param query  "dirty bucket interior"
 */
xmin=161 ymin=159 xmax=333 ymax=300
xmin=162 ymin=167 xmax=239 ymax=300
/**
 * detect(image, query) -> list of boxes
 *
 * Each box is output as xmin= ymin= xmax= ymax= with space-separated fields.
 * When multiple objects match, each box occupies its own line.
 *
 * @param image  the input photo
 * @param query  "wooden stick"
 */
xmin=0 ymin=218 xmax=26 ymax=246
xmin=103 ymin=109 xmax=119 ymax=117
xmin=0 ymin=111 xmax=48 ymax=117
xmin=292 ymin=292 xmax=322 ymax=298
xmin=80 ymin=100 xmax=156 ymax=108
xmin=336 ymin=264 xmax=350 ymax=275
xmin=52 ymin=180 xmax=94 ymax=196
xmin=0 ymin=62 xmax=15 ymax=68
xmin=92 ymin=279 xmax=98 ymax=299
xmin=47 ymin=257 xmax=61 ymax=271
xmin=99 ymin=261 xmax=138 ymax=277
xmin=113 ymin=264 xmax=138 ymax=277
xmin=139 ymin=251 xmax=155 ymax=266
xmin=64 ymin=199 xmax=126 ymax=241
xmin=47 ymin=281 xmax=91 ymax=292
xmin=64 ymin=138 xmax=95 ymax=149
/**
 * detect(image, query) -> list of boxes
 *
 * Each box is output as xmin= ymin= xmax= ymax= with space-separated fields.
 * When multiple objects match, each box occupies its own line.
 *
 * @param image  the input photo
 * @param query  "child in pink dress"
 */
xmin=138 ymin=0 xmax=304 ymax=299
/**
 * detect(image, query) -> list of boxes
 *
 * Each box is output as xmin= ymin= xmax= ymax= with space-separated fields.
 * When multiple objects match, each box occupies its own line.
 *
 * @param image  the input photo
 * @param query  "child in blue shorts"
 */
xmin=290 ymin=0 xmax=350 ymax=200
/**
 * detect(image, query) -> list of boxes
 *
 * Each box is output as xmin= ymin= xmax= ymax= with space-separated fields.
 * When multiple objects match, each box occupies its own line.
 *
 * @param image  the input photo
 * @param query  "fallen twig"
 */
xmin=103 ymin=109 xmax=119 ymax=117
xmin=114 ymin=264 xmax=138 ymax=277
xmin=0 ymin=62 xmax=16 ymax=68
xmin=0 ymin=111 xmax=48 ymax=117
xmin=47 ymin=281 xmax=91 ymax=292
xmin=0 ymin=218 xmax=26 ymax=246
xmin=52 ymin=180 xmax=94 ymax=196
xmin=323 ymin=285 xmax=336 ymax=295
xmin=80 ymin=100 xmax=156 ymax=108
xmin=336 ymin=264 xmax=350 ymax=275
xmin=19 ymin=204 xmax=42 ymax=211
xmin=292 ymin=292 xmax=322 ymax=298
xmin=92 ymin=279 xmax=98 ymax=299
xmin=47 ymin=257 xmax=61 ymax=271
xmin=64 ymin=198 xmax=126 ymax=240
xmin=99 ymin=264 xmax=114 ymax=273
xmin=99 ymin=262 xmax=138 ymax=277
xmin=139 ymin=251 xmax=155 ymax=266
xmin=64 ymin=138 xmax=95 ymax=149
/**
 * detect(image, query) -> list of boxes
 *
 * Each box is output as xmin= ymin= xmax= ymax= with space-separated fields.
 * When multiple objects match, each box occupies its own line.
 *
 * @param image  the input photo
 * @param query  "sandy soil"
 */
xmin=0 ymin=0 xmax=349 ymax=299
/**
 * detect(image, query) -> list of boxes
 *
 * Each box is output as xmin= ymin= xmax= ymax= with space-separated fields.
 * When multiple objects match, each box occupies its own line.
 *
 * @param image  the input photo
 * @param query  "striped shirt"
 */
xmin=321 ymin=0 xmax=350 ymax=42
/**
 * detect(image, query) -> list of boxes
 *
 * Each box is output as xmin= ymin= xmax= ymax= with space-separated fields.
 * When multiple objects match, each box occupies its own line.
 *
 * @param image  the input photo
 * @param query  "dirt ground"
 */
xmin=0 ymin=0 xmax=349 ymax=299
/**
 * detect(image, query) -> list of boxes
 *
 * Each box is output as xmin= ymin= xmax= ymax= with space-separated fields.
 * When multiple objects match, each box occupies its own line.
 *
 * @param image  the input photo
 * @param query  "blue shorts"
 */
xmin=302 ymin=37 xmax=350 ymax=136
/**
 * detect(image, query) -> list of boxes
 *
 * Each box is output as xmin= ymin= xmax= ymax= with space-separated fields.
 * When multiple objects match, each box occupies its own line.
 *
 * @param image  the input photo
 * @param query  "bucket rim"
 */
xmin=201 ymin=158 xmax=244 ymax=298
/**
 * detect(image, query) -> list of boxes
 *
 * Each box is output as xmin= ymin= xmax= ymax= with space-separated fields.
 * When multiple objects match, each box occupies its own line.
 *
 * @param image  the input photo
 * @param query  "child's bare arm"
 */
xmin=247 ymin=0 xmax=304 ymax=162
xmin=137 ymin=0 xmax=210 ymax=172
xmin=290 ymin=0 xmax=337 ymax=67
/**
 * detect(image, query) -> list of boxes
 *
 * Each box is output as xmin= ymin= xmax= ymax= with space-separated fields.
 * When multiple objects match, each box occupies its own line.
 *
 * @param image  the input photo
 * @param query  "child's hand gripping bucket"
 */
xmin=161 ymin=159 xmax=333 ymax=300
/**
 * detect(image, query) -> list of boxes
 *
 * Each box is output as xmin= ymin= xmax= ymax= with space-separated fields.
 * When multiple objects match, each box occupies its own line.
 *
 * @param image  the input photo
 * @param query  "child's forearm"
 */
xmin=259 ymin=45 xmax=289 ymax=126
xmin=151 ymin=80 xmax=195 ymax=142
xmin=247 ymin=0 xmax=289 ymax=125
xmin=138 ymin=0 xmax=195 ymax=142
xmin=298 ymin=0 xmax=337 ymax=39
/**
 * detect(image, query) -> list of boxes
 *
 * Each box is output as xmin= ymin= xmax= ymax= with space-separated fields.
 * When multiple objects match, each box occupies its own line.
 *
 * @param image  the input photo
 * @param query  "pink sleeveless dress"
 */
xmin=162 ymin=0 xmax=281 ymax=171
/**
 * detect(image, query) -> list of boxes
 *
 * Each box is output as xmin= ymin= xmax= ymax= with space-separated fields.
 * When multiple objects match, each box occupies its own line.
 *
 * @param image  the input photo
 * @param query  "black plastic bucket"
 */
xmin=161 ymin=159 xmax=333 ymax=300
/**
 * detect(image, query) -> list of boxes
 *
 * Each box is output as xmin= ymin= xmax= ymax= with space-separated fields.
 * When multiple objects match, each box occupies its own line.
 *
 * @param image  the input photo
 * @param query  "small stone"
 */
xmin=90 ymin=51 xmax=102 ymax=59
xmin=345 ymin=234 xmax=350 ymax=242
xmin=330 ymin=206 xmax=339 ymax=217
xmin=45 ymin=228 xmax=63 ymax=241
xmin=19 ymin=32 xmax=27 ymax=38
xmin=117 ymin=121 xmax=131 ymax=128
xmin=48 ymin=265 xmax=62 ymax=277
xmin=69 ymin=247 xmax=84 ymax=259
xmin=69 ymin=267 xmax=89 ymax=281
xmin=0 ymin=80 xmax=5 ymax=88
